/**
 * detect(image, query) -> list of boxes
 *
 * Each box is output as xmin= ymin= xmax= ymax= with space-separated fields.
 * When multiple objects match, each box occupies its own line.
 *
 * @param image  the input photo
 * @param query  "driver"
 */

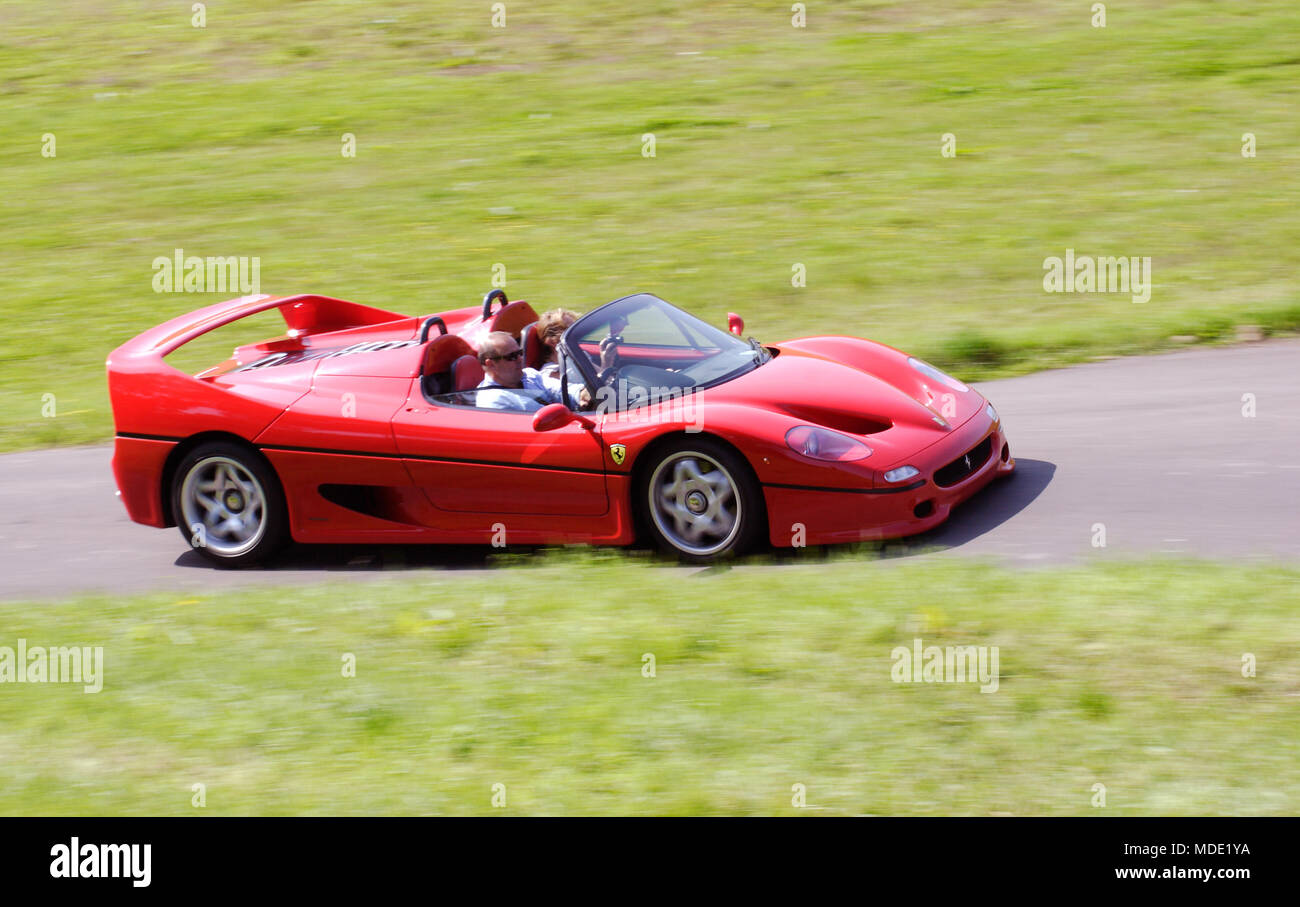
xmin=476 ymin=332 xmax=567 ymax=412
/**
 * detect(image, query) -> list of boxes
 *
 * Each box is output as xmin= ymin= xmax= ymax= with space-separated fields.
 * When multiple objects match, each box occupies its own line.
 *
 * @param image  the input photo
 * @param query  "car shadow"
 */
xmin=767 ymin=457 xmax=1056 ymax=565
xmin=174 ymin=459 xmax=1055 ymax=573
xmin=909 ymin=457 xmax=1056 ymax=550
xmin=174 ymin=542 xmax=503 ymax=572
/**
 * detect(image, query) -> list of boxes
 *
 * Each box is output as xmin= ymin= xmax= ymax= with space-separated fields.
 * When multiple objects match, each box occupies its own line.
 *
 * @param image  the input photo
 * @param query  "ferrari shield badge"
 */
xmin=609 ymin=444 xmax=627 ymax=466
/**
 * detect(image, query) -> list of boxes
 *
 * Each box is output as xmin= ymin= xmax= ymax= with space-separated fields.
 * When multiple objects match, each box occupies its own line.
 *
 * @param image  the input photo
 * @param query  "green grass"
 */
xmin=2 ymin=553 xmax=1297 ymax=815
xmin=3 ymin=0 xmax=1299 ymax=451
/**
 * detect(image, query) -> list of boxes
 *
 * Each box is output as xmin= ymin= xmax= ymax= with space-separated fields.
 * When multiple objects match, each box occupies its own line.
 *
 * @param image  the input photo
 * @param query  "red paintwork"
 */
xmin=107 ymin=294 xmax=1014 ymax=550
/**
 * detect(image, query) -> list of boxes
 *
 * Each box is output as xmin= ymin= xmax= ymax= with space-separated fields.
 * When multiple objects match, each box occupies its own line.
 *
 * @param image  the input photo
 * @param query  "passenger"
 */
xmin=476 ymin=331 xmax=565 ymax=412
xmin=535 ymin=308 xmax=580 ymax=378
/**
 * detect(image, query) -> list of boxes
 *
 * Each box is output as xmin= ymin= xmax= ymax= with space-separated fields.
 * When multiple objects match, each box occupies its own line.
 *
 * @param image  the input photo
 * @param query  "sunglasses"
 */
xmin=486 ymin=349 xmax=524 ymax=362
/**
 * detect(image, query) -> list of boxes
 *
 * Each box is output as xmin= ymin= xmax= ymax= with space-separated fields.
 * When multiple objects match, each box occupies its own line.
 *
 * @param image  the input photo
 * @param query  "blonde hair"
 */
xmin=537 ymin=308 xmax=579 ymax=345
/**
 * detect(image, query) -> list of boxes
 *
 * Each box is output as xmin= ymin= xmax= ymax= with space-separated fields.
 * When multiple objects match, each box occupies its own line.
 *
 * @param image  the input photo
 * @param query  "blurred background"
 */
xmin=2 ymin=0 xmax=1297 ymax=450
xmin=0 ymin=1 xmax=1297 ymax=816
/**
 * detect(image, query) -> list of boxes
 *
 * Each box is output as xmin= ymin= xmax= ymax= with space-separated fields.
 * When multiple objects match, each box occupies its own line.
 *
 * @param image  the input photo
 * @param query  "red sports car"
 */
xmin=107 ymin=290 xmax=1015 ymax=565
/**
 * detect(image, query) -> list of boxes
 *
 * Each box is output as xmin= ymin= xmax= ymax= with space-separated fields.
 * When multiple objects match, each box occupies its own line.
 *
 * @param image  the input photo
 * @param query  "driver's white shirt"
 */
xmin=476 ymin=368 xmax=563 ymax=412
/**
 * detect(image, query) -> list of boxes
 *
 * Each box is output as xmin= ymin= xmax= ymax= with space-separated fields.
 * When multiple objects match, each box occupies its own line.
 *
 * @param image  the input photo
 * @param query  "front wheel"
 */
xmin=171 ymin=441 xmax=289 ymax=567
xmin=638 ymin=439 xmax=764 ymax=563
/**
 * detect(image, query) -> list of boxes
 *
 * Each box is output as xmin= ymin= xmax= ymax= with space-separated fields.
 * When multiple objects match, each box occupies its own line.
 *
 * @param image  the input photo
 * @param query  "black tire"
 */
xmin=636 ymin=437 xmax=765 ymax=564
xmin=170 ymin=441 xmax=289 ymax=567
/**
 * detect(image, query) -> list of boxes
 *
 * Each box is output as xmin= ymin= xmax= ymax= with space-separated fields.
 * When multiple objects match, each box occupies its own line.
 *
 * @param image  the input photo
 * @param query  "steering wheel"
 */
xmin=598 ymin=333 xmax=622 ymax=371
xmin=596 ymin=314 xmax=628 ymax=374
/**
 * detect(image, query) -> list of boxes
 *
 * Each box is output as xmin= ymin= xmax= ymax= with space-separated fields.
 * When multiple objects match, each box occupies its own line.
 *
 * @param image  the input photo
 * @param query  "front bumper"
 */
xmin=763 ymin=417 xmax=1015 ymax=546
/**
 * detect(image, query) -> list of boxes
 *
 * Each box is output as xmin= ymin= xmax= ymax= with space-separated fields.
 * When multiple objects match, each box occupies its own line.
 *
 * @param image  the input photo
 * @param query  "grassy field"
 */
xmin=2 ymin=554 xmax=1297 ymax=816
xmin=1 ymin=0 xmax=1298 ymax=451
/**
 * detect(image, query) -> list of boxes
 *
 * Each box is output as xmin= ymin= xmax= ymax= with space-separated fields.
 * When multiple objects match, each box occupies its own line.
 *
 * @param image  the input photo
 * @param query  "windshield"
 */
xmin=561 ymin=294 xmax=766 ymax=409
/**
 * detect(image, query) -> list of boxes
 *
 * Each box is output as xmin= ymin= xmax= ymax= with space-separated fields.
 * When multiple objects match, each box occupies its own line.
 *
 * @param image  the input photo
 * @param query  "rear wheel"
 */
xmin=638 ymin=438 xmax=764 ymax=563
xmin=171 ymin=441 xmax=289 ymax=567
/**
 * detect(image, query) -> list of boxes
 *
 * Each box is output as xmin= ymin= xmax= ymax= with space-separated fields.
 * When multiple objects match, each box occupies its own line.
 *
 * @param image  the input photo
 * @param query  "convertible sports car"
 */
xmin=107 ymin=289 xmax=1014 ymax=565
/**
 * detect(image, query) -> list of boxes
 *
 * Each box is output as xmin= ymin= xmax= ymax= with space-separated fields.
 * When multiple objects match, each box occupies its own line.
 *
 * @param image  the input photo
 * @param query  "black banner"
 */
xmin=0 ymin=818 xmax=1285 ymax=892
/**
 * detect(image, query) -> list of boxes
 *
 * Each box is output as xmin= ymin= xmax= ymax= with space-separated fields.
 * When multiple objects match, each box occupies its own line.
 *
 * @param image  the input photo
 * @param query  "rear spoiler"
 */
xmin=112 ymin=293 xmax=412 ymax=361
xmin=106 ymin=294 xmax=417 ymax=441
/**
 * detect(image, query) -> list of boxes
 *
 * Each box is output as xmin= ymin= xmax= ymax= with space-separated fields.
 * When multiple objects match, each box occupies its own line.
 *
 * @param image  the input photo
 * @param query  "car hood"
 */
xmin=697 ymin=350 xmax=983 ymax=466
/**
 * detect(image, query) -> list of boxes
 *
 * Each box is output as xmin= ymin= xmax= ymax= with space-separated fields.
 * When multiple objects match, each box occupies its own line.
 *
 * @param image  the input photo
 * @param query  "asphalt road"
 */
xmin=2 ymin=340 xmax=1297 ymax=601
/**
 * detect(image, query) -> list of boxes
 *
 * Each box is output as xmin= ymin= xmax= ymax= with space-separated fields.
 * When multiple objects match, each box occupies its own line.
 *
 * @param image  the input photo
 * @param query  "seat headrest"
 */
xmin=520 ymin=322 xmax=547 ymax=371
xmin=451 ymin=354 xmax=485 ymax=392
xmin=422 ymin=334 xmax=475 ymax=376
xmin=488 ymin=301 xmax=539 ymax=339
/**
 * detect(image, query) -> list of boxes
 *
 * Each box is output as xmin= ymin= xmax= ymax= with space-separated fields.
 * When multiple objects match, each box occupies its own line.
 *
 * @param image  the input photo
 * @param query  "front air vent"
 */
xmin=933 ymin=436 xmax=992 ymax=488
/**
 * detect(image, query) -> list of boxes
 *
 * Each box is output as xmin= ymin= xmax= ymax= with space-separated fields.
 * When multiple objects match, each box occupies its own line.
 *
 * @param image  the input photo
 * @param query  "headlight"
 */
xmin=785 ymin=426 xmax=871 ymax=462
xmin=985 ymin=401 xmax=998 ymax=423
xmin=908 ymin=357 xmax=969 ymax=393
xmin=883 ymin=465 xmax=920 ymax=483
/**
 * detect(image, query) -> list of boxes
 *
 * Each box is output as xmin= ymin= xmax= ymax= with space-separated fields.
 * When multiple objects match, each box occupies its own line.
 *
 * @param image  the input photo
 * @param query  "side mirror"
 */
xmin=533 ymin=403 xmax=595 ymax=432
xmin=727 ymin=312 xmax=745 ymax=336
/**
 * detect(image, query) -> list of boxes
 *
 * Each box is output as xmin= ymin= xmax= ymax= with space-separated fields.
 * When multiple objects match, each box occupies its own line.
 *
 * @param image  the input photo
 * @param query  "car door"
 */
xmin=391 ymin=382 xmax=609 ymax=516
